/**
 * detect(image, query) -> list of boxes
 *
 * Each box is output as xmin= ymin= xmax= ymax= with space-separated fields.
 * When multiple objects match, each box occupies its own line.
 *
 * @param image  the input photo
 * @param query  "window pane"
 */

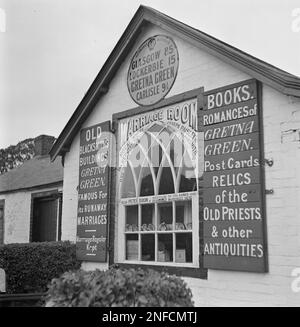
xmin=158 ymin=128 xmax=172 ymax=160
xmin=126 ymin=234 xmax=138 ymax=260
xmin=159 ymin=166 xmax=174 ymax=194
xmin=158 ymin=202 xmax=173 ymax=230
xmin=179 ymin=168 xmax=197 ymax=192
xmin=131 ymin=143 xmax=144 ymax=179
xmin=172 ymin=134 xmax=184 ymax=173
xmin=158 ymin=234 xmax=173 ymax=262
xmin=125 ymin=205 xmax=138 ymax=231
xmin=176 ymin=233 xmax=192 ymax=263
xmin=121 ymin=165 xmax=136 ymax=198
xmin=175 ymin=200 xmax=192 ymax=230
xmin=141 ymin=204 xmax=155 ymax=231
xmin=150 ymin=141 xmax=162 ymax=176
xmin=179 ymin=151 xmax=197 ymax=192
xmin=141 ymin=234 xmax=155 ymax=261
xmin=139 ymin=165 xmax=154 ymax=196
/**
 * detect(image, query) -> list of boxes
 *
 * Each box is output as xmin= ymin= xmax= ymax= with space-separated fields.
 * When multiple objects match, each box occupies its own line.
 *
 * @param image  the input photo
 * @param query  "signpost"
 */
xmin=76 ymin=121 xmax=111 ymax=262
xmin=127 ymin=35 xmax=179 ymax=106
xmin=202 ymin=79 xmax=268 ymax=272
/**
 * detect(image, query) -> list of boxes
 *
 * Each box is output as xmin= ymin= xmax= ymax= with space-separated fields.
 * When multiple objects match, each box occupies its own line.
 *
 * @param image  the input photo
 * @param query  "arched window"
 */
xmin=118 ymin=102 xmax=199 ymax=268
xmin=120 ymin=125 xmax=198 ymax=198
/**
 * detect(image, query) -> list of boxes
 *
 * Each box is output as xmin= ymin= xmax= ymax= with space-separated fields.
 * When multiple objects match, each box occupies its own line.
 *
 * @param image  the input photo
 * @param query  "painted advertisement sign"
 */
xmin=202 ymin=79 xmax=268 ymax=272
xmin=127 ymin=35 xmax=179 ymax=106
xmin=76 ymin=121 xmax=111 ymax=262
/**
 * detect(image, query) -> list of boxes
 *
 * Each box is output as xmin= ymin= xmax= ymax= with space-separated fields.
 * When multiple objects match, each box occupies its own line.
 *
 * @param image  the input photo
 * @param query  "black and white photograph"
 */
xmin=0 ymin=0 xmax=300 ymax=313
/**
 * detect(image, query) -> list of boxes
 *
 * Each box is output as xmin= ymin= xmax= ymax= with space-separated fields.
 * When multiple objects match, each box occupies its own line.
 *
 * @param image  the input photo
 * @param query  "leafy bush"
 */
xmin=45 ymin=267 xmax=194 ymax=307
xmin=0 ymin=241 xmax=81 ymax=294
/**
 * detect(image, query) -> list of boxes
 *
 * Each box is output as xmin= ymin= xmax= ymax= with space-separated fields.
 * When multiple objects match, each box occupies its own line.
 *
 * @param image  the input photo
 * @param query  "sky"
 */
xmin=0 ymin=0 xmax=300 ymax=148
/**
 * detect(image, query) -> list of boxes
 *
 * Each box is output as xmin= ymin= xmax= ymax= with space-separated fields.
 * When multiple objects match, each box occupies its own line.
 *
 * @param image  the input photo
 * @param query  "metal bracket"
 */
xmin=265 ymin=189 xmax=274 ymax=195
xmin=264 ymin=158 xmax=274 ymax=167
xmin=111 ymin=120 xmax=117 ymax=133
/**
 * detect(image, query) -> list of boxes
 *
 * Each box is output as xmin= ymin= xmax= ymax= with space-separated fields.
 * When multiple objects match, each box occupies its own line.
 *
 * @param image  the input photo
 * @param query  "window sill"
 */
xmin=113 ymin=262 xmax=207 ymax=279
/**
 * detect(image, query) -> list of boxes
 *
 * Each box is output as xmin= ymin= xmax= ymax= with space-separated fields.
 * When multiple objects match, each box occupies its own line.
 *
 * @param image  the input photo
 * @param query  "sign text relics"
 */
xmin=202 ymin=80 xmax=267 ymax=272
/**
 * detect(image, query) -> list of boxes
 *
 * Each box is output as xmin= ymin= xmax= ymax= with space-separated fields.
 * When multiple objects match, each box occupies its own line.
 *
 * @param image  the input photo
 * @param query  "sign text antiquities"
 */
xmin=202 ymin=80 xmax=267 ymax=272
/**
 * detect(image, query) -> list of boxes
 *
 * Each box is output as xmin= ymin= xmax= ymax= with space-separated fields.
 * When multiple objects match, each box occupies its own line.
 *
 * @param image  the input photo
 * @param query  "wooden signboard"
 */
xmin=202 ymin=79 xmax=268 ymax=272
xmin=76 ymin=121 xmax=111 ymax=262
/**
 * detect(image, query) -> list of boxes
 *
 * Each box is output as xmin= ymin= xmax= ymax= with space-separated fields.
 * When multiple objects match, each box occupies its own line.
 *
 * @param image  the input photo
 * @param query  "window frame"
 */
xmin=111 ymin=87 xmax=208 ymax=278
xmin=118 ymin=192 xmax=199 ymax=268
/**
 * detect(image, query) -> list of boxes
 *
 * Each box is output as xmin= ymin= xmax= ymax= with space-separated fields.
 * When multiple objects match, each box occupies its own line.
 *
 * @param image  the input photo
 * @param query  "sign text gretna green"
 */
xmin=127 ymin=35 xmax=179 ymax=106
xmin=202 ymin=80 xmax=268 ymax=272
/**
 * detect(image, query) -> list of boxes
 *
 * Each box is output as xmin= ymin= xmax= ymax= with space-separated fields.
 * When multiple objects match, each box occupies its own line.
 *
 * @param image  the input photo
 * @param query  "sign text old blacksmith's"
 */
xmin=76 ymin=121 xmax=111 ymax=262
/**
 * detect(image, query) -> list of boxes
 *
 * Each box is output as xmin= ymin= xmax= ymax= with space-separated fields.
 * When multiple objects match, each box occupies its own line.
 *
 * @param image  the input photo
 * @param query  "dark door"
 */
xmin=32 ymin=197 xmax=58 ymax=242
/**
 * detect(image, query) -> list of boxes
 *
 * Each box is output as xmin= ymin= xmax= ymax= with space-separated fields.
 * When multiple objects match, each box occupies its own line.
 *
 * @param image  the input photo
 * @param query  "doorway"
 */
xmin=31 ymin=193 xmax=62 ymax=242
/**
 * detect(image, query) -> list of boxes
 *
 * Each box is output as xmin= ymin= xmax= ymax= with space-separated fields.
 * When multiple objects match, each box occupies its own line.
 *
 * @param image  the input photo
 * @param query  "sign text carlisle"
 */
xmin=76 ymin=121 xmax=111 ymax=262
xmin=202 ymin=80 xmax=268 ymax=272
xmin=127 ymin=35 xmax=179 ymax=106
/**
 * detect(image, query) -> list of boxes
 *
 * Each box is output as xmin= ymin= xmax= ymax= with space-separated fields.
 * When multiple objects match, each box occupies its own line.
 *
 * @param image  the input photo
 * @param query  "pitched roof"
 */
xmin=0 ymin=155 xmax=63 ymax=194
xmin=49 ymin=5 xmax=300 ymax=161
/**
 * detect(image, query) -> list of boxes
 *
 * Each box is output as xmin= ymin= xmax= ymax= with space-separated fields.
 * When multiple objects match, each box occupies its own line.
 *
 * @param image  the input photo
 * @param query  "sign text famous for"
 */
xmin=76 ymin=121 xmax=111 ymax=262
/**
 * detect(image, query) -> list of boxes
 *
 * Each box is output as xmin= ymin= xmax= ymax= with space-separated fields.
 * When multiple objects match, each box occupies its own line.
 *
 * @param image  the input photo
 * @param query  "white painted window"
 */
xmin=118 ymin=116 xmax=200 ymax=268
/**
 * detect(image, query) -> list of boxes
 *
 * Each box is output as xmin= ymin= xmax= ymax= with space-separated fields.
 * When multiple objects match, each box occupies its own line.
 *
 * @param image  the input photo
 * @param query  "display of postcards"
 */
xmin=158 ymin=250 xmax=170 ymax=262
xmin=127 ymin=240 xmax=138 ymax=252
xmin=141 ymin=223 xmax=155 ymax=231
xmin=166 ymin=224 xmax=173 ymax=230
xmin=125 ymin=224 xmax=132 ymax=232
xmin=175 ymin=249 xmax=186 ymax=263
xmin=147 ymin=224 xmax=155 ymax=231
xmin=175 ymin=223 xmax=185 ymax=230
xmin=185 ymin=222 xmax=192 ymax=230
xmin=125 ymin=224 xmax=139 ymax=232
xmin=126 ymin=240 xmax=138 ymax=260
xmin=141 ymin=224 xmax=148 ymax=231
xmin=158 ymin=223 xmax=167 ymax=231
xmin=131 ymin=224 xmax=138 ymax=231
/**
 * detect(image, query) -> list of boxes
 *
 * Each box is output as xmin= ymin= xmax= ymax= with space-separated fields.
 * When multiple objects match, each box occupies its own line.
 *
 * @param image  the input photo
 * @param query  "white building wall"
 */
xmin=0 ymin=186 xmax=63 ymax=244
xmin=62 ymin=23 xmax=300 ymax=306
xmin=186 ymin=87 xmax=300 ymax=307
xmin=0 ymin=192 xmax=31 ymax=243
